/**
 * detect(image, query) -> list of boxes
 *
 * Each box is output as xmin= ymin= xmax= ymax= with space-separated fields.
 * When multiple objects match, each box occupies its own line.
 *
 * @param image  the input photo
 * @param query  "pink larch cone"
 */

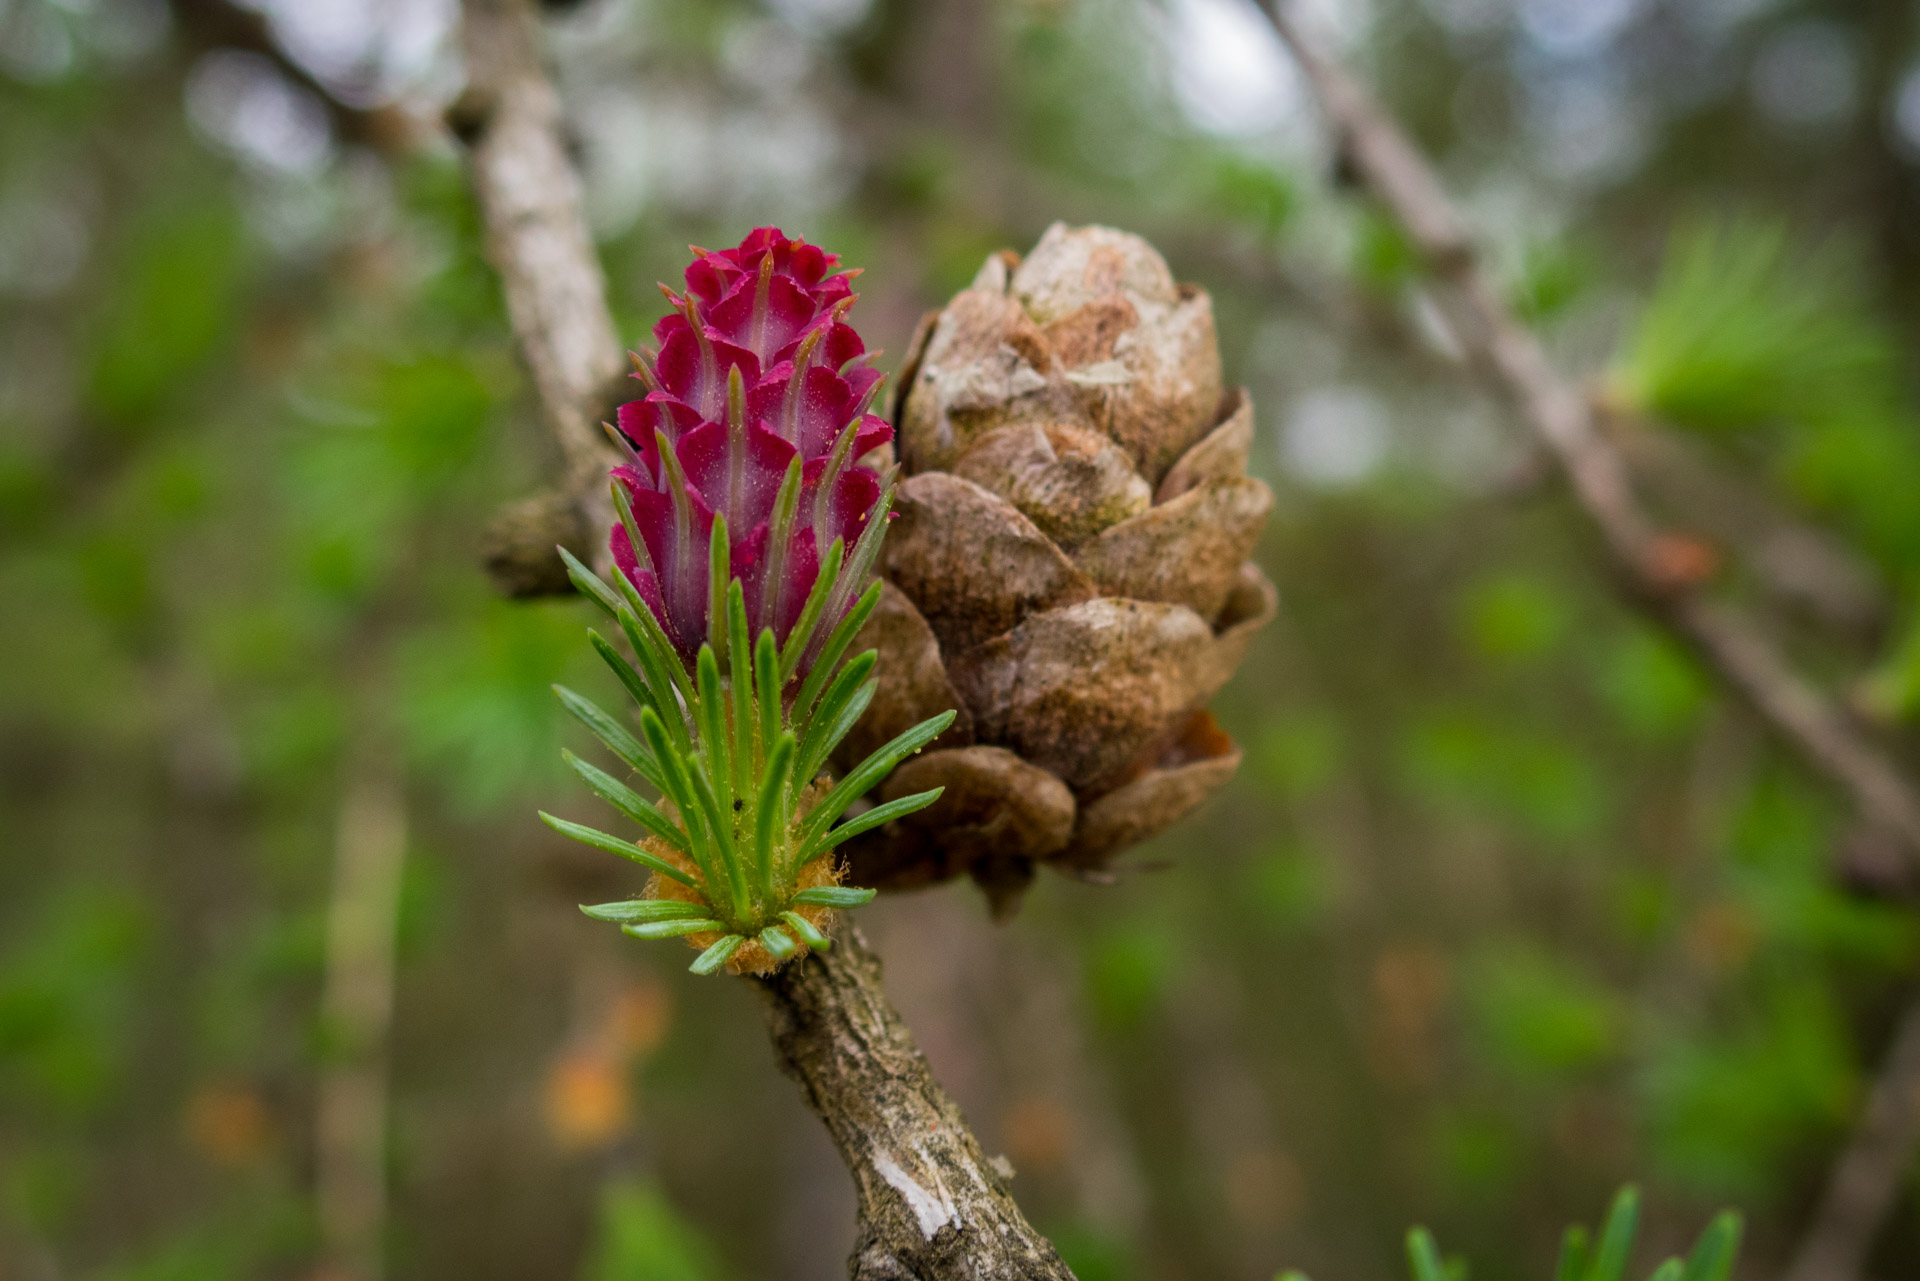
xmin=611 ymin=228 xmax=891 ymax=679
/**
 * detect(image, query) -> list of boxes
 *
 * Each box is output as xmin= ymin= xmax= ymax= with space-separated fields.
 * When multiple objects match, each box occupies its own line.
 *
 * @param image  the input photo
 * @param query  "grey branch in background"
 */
xmin=1785 ymin=989 xmax=1920 ymax=1281
xmin=1256 ymin=7 xmax=1920 ymax=1279
xmin=1259 ymin=1 xmax=1920 ymax=861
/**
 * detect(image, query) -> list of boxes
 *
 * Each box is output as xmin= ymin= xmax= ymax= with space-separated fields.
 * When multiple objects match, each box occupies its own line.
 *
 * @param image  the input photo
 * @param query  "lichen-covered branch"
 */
xmin=756 ymin=929 xmax=1076 ymax=1281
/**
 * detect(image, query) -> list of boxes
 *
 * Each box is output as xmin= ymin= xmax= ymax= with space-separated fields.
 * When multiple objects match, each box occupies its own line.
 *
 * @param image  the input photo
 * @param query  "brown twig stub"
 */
xmin=480 ymin=487 xmax=591 ymax=597
xmin=457 ymin=0 xmax=622 ymax=560
xmin=1261 ymin=1 xmax=1920 ymax=862
xmin=1783 ymin=990 xmax=1920 ymax=1281
xmin=756 ymin=929 xmax=1077 ymax=1281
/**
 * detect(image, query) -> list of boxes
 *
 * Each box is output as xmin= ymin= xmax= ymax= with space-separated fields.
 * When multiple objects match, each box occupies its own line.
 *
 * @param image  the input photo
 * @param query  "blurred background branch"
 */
xmin=1785 ymin=984 xmax=1920 ymax=1281
xmin=167 ymin=0 xmax=409 ymax=154
xmin=1260 ymin=6 xmax=1920 ymax=1277
xmin=1260 ymin=1 xmax=1920 ymax=866
xmin=315 ymin=753 xmax=407 ymax=1281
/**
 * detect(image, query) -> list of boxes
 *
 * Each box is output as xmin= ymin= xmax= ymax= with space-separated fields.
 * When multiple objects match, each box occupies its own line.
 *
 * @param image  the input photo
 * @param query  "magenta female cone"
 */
xmin=612 ymin=228 xmax=891 ymax=678
xmin=553 ymin=229 xmax=961 ymax=977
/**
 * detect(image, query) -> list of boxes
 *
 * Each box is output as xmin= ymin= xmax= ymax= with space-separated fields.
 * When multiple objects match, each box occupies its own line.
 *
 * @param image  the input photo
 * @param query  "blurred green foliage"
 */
xmin=577 ymin=1178 xmax=718 ymax=1281
xmin=1280 ymin=1187 xmax=1740 ymax=1281
xmin=10 ymin=0 xmax=1920 ymax=1279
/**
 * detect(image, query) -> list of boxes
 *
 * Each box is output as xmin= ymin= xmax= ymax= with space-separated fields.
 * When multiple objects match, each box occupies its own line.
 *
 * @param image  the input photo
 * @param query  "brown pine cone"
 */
xmin=839 ymin=223 xmax=1276 ymax=915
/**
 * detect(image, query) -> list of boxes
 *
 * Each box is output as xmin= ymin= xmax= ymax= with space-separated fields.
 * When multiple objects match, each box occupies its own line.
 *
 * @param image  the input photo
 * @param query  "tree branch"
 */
xmin=167 ymin=0 xmax=415 ymax=154
xmin=457 ymin=0 xmax=623 ymax=578
xmin=452 ymin=5 xmax=1069 ymax=1274
xmin=316 ymin=756 xmax=408 ymax=1281
xmin=1257 ymin=8 xmax=1920 ymax=1277
xmin=1783 ymin=987 xmax=1920 ymax=1281
xmin=757 ymin=929 xmax=1076 ymax=1281
xmin=1260 ymin=2 xmax=1920 ymax=861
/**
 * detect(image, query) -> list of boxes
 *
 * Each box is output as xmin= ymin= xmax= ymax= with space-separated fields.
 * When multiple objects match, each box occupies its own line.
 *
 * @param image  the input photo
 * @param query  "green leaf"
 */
xmin=800 ymin=710 xmax=958 ymax=848
xmin=622 ymin=918 xmax=724 ymax=940
xmin=778 ymin=910 xmax=830 ymax=950
xmin=1588 ymin=1187 xmax=1640 ymax=1281
xmin=707 ymin=514 xmax=730 ymax=658
xmin=1679 ymin=1213 xmax=1741 ymax=1281
xmin=779 ymin=538 xmax=845 ymax=683
xmin=637 ymin=707 xmax=698 ymax=819
xmin=590 ymin=631 xmax=662 ymax=723
xmin=1612 ymin=218 xmax=1890 ymax=434
xmin=821 ymin=482 xmax=895 ymax=635
xmin=791 ymin=580 xmax=884 ymax=733
xmin=758 ymin=925 xmax=800 ymax=963
xmin=804 ymin=676 xmax=877 ymax=783
xmin=1554 ymin=1226 xmax=1590 ymax=1281
xmin=1644 ymin=1262 xmax=1683 ymax=1281
xmin=602 ymin=610 xmax=669 ymax=713
xmin=638 ymin=707 xmax=716 ymax=889
xmin=793 ymin=885 xmax=876 ymax=908
xmin=797 ymin=787 xmax=943 ymax=867
xmin=726 ymin=581 xmax=752 ymax=793
xmin=754 ymin=627 xmax=781 ymax=753
xmin=538 ymin=812 xmax=696 ymax=886
xmin=563 ymin=750 xmax=688 ymax=853
xmin=689 ymin=934 xmax=745 ymax=975
xmin=683 ymin=747 xmax=748 ymax=922
xmin=580 ymin=899 xmax=707 ymax=924
xmin=560 ymin=546 xmax=623 ymax=618
xmin=694 ymin=645 xmax=732 ymax=818
xmin=1405 ymin=1229 xmax=1450 ymax=1281
xmin=611 ymin=475 xmax=652 ymax=575
xmin=553 ymin=684 xmax=659 ymax=784
xmin=759 ymin=456 xmax=805 ymax=648
xmin=793 ymin=649 xmax=878 ymax=788
xmin=611 ymin=571 xmax=696 ymax=711
xmin=754 ymin=733 xmax=796 ymax=885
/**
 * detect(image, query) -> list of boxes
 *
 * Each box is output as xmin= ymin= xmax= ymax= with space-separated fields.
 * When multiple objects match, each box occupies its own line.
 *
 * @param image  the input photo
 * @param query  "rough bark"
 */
xmin=756 ymin=929 xmax=1077 ymax=1281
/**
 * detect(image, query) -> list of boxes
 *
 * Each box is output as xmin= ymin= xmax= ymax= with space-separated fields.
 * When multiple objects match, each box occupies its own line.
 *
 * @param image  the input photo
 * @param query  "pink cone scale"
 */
xmin=547 ymin=230 xmax=953 ymax=976
xmin=610 ymin=228 xmax=893 ymax=679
